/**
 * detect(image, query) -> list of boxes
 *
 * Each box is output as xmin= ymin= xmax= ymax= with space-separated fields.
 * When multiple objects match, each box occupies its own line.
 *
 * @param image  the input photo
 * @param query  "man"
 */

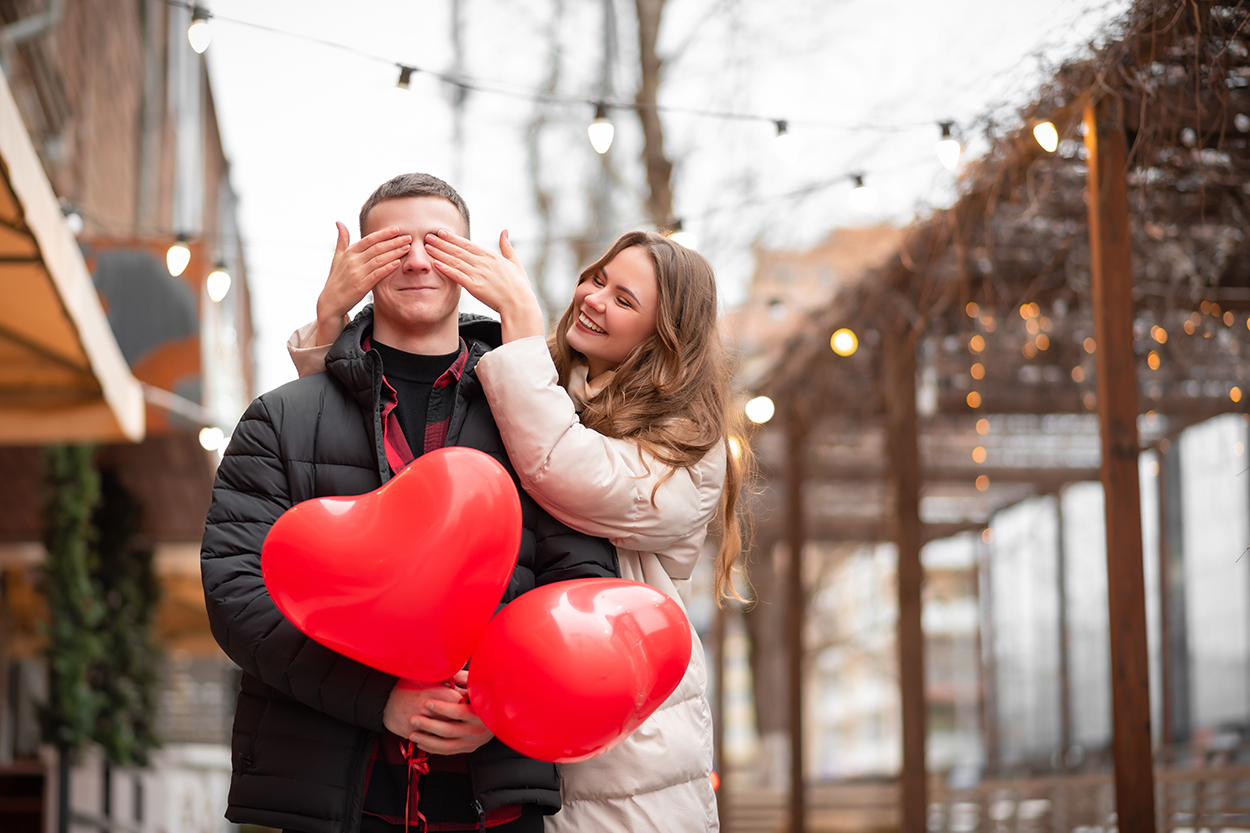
xmin=201 ymin=173 xmax=619 ymax=833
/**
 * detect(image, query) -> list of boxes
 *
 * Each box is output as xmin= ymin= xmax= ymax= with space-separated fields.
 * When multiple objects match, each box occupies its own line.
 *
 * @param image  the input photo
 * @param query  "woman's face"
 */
xmin=566 ymin=245 xmax=660 ymax=380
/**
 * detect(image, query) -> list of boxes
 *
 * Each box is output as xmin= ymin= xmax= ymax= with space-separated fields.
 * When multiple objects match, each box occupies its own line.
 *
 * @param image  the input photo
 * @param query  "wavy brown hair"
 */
xmin=549 ymin=231 xmax=750 ymax=601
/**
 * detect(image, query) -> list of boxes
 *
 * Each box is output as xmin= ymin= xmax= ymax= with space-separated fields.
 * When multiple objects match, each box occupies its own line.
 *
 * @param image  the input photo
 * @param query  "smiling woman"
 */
xmin=565 ymin=245 xmax=660 ymax=379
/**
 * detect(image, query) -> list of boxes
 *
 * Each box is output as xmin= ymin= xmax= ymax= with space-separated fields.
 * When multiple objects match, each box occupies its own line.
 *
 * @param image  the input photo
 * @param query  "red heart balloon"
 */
xmin=467 ymin=578 xmax=692 ymax=763
xmin=262 ymin=446 xmax=522 ymax=682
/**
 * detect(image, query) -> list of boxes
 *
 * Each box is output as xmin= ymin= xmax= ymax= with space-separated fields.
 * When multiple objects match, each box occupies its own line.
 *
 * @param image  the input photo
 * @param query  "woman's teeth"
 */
xmin=579 ymin=313 xmax=606 ymax=334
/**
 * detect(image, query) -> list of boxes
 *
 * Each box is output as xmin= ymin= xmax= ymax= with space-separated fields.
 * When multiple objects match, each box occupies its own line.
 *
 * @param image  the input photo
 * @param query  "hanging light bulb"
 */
xmin=207 ymin=260 xmax=232 ymax=302
xmin=198 ymin=425 xmax=224 ymax=451
xmin=167 ymin=233 xmax=191 ymax=277
xmin=849 ymin=174 xmax=876 ymax=213
xmin=936 ymin=121 xmax=961 ymax=171
xmin=187 ymin=5 xmax=212 ymax=54
xmin=830 ymin=328 xmax=858 ymax=356
xmin=1032 ymin=120 xmax=1059 ymax=153
xmin=774 ymin=119 xmax=796 ymax=164
xmin=744 ymin=395 xmax=775 ymax=425
xmin=668 ymin=218 xmax=697 ymax=250
xmin=588 ymin=102 xmax=614 ymax=154
xmin=396 ymin=65 xmax=414 ymax=91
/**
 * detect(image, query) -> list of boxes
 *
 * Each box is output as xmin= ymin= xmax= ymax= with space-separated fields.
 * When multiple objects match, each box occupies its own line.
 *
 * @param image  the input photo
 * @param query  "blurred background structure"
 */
xmin=2 ymin=0 xmax=1250 ymax=832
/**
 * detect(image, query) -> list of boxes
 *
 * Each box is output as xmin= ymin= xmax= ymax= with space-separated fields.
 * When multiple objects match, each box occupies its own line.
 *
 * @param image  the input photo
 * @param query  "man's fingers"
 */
xmin=423 ymin=699 xmax=474 ymax=722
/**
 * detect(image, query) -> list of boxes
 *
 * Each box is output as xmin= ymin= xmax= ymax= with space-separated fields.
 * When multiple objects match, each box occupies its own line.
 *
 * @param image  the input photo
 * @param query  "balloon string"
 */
xmin=401 ymin=740 xmax=429 ymax=833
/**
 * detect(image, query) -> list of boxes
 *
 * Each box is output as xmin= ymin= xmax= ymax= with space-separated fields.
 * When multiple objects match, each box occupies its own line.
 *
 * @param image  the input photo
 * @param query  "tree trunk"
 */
xmin=633 ymin=0 xmax=673 ymax=227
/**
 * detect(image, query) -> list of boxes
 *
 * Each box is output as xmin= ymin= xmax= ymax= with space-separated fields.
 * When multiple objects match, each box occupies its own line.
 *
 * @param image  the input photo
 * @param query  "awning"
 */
xmin=0 ymin=69 xmax=144 ymax=445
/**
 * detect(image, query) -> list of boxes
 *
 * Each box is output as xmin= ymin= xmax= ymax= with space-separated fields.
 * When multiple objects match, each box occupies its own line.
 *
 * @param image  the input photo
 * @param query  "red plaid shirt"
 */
xmin=362 ymin=335 xmax=521 ymax=831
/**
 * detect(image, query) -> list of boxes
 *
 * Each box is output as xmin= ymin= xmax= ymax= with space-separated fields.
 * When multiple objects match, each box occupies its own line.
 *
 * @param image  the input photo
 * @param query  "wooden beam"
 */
xmin=784 ymin=411 xmax=808 ymax=833
xmin=884 ymin=313 xmax=926 ymax=833
xmin=1085 ymin=95 xmax=1158 ymax=832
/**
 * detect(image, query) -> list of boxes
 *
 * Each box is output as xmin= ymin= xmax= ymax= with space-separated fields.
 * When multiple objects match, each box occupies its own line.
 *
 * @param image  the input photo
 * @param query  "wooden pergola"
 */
xmin=732 ymin=2 xmax=1250 ymax=830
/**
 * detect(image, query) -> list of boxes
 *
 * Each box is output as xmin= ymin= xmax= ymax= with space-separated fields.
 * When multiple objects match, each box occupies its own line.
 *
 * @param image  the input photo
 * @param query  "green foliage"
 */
xmin=39 ymin=445 xmax=106 ymax=752
xmin=90 ymin=469 xmax=162 ymax=766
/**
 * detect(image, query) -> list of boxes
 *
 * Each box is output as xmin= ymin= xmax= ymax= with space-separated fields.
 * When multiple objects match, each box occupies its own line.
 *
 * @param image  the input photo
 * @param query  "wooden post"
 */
xmin=1084 ymin=96 xmax=1158 ymax=832
xmin=1158 ymin=440 xmax=1191 ymax=746
xmin=785 ymin=411 xmax=808 ymax=833
xmin=884 ymin=314 xmax=926 ymax=833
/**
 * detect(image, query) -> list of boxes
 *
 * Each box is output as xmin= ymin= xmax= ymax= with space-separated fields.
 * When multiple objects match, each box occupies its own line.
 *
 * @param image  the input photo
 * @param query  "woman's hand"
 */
xmin=315 ymin=222 xmax=412 ymax=346
xmin=384 ymin=675 xmax=493 ymax=755
xmin=426 ymin=229 xmax=546 ymax=343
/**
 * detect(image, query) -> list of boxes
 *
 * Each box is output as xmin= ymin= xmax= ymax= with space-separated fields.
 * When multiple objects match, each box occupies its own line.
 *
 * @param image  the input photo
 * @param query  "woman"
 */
xmin=290 ymin=226 xmax=746 ymax=832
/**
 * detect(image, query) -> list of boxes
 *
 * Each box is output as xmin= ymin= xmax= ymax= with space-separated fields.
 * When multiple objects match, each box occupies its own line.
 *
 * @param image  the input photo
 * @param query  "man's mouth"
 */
xmin=578 ymin=312 xmax=607 ymax=335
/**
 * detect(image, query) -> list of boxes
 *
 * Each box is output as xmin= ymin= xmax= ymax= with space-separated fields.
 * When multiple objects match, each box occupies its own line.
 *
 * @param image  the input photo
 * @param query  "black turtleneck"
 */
xmin=371 ymin=340 xmax=460 ymax=456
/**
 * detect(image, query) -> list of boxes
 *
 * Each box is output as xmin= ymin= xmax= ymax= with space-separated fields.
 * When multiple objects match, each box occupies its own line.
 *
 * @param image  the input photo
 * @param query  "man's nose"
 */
xmin=402 ymin=242 xmax=433 ymax=272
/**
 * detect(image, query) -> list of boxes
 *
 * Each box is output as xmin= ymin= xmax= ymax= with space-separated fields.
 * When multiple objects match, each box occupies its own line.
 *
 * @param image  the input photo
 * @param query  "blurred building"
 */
xmin=0 ymin=1 xmax=252 ymax=830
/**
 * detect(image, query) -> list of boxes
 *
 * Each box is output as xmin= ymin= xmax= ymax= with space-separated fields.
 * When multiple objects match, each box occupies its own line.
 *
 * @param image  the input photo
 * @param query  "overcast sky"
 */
xmin=203 ymin=0 xmax=1127 ymax=395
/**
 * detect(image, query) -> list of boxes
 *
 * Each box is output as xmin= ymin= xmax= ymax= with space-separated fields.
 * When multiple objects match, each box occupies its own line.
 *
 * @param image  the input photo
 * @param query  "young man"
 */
xmin=201 ymin=173 xmax=619 ymax=833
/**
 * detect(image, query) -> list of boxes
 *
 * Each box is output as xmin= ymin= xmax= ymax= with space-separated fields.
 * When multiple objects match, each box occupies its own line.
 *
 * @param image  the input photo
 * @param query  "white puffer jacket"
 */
xmin=288 ymin=329 xmax=722 ymax=832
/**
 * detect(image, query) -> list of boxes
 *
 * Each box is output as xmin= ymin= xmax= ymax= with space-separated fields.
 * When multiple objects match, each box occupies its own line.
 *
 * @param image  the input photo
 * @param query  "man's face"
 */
xmin=365 ymin=197 xmax=466 ymax=334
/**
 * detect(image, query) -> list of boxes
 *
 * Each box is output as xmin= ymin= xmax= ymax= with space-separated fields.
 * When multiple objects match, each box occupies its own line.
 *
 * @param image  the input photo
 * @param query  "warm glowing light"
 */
xmin=1033 ymin=121 xmax=1059 ymax=152
xmin=1022 ymin=341 xmax=1038 ymax=359
xmin=1184 ymin=319 xmax=1196 ymax=335
xmin=1225 ymin=311 xmax=1235 ymax=326
xmin=975 ymin=475 xmax=990 ymax=492
xmin=744 ymin=396 xmax=775 ymax=425
xmin=670 ymin=230 xmax=698 ymax=250
xmin=1201 ymin=300 xmax=1211 ymax=314
xmin=1084 ymin=393 xmax=1097 ymax=410
xmin=980 ymin=315 xmax=997 ymax=333
xmin=972 ymin=446 xmax=988 ymax=464
xmin=1147 ymin=459 xmax=1160 ymax=476
xmin=976 ymin=418 xmax=990 ymax=435
xmin=728 ymin=437 xmax=744 ymax=459
xmin=1072 ymin=366 xmax=1086 ymax=382
xmin=1083 ymin=337 xmax=1096 ymax=354
xmin=1147 ymin=351 xmax=1160 ymax=370
xmin=937 ymin=122 xmax=961 ymax=171
xmin=187 ymin=7 xmax=212 ymax=54
xmin=967 ymin=391 xmax=982 ymax=408
xmin=1035 ymin=334 xmax=1050 ymax=350
xmin=1019 ymin=304 xmax=1032 ymax=320
xmin=965 ymin=301 xmax=980 ymax=318
xmin=830 ymin=328 xmax=858 ymax=356
xmin=1232 ymin=386 xmax=1243 ymax=403
xmin=207 ymin=262 xmax=232 ymax=302
xmin=1151 ymin=325 xmax=1168 ymax=344
xmin=1040 ymin=316 xmax=1052 ymax=332
xmin=970 ymin=362 xmax=985 ymax=380
xmin=981 ymin=528 xmax=993 ymax=543
xmin=849 ymin=175 xmax=876 ymax=212
xmin=198 ymin=426 xmax=224 ymax=451
xmin=1026 ymin=319 xmax=1040 ymax=335
xmin=588 ymin=103 xmax=615 ymax=154
xmin=969 ymin=334 xmax=985 ymax=353
xmin=166 ymin=236 xmax=191 ymax=277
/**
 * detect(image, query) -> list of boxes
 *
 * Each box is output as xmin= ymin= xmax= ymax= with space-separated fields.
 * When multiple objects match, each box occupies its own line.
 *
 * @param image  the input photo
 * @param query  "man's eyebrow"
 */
xmin=601 ymin=266 xmax=643 ymax=307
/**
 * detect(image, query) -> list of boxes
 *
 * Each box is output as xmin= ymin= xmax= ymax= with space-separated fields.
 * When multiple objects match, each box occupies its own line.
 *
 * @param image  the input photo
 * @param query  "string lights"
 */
xmin=207 ymin=261 xmax=232 ymax=302
xmin=936 ymin=121 xmax=961 ymax=171
xmin=849 ymin=175 xmax=876 ymax=213
xmin=166 ymin=233 xmax=191 ymax=277
xmin=396 ymin=65 xmax=415 ymax=91
xmin=188 ymin=4 xmax=212 ymax=54
xmin=1032 ymin=120 xmax=1059 ymax=153
xmin=588 ymin=102 xmax=615 ymax=154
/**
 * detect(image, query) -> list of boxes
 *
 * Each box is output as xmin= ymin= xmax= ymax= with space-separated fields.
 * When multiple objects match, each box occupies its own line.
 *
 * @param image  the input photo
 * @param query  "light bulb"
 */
xmin=744 ymin=395 xmax=775 ymax=425
xmin=396 ymin=65 xmax=414 ymax=91
xmin=830 ymin=328 xmax=858 ymax=356
xmin=167 ymin=235 xmax=191 ymax=277
xmin=1033 ymin=121 xmax=1059 ymax=153
xmin=937 ymin=122 xmax=961 ymax=171
xmin=774 ymin=119 xmax=796 ymax=164
xmin=588 ymin=102 xmax=614 ymax=154
xmin=187 ymin=7 xmax=212 ymax=54
xmin=849 ymin=175 xmax=876 ymax=213
xmin=207 ymin=262 xmax=232 ymax=302
xmin=198 ymin=426 xmax=224 ymax=451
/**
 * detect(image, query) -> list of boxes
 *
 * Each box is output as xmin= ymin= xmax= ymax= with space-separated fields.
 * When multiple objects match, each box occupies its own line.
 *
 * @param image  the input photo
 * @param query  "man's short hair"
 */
xmin=359 ymin=173 xmax=471 ymax=237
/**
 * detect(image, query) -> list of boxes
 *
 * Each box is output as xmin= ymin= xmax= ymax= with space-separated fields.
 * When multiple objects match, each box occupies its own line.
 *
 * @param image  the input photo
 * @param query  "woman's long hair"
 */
xmin=549 ymin=231 xmax=750 ymax=601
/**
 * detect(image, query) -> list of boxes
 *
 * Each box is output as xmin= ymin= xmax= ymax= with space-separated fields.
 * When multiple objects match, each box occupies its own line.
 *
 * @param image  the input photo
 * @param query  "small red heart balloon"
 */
xmin=467 ymin=578 xmax=692 ymax=763
xmin=262 ymin=446 xmax=522 ymax=682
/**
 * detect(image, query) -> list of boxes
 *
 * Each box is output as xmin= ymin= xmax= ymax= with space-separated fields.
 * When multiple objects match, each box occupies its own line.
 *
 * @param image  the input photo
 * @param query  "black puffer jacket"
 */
xmin=201 ymin=309 xmax=619 ymax=833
